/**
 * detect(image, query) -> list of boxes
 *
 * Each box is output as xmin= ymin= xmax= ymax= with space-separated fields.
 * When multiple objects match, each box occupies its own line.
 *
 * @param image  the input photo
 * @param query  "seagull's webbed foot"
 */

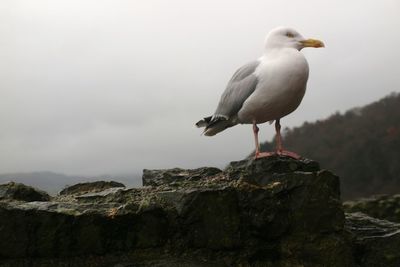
xmin=254 ymin=150 xmax=301 ymax=160
xmin=273 ymin=119 xmax=301 ymax=159
xmin=276 ymin=150 xmax=301 ymax=160
xmin=252 ymin=119 xmax=302 ymax=160
xmin=254 ymin=151 xmax=275 ymax=159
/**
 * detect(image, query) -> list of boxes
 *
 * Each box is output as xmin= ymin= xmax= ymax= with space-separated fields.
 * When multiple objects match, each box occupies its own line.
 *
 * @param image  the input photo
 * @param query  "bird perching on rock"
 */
xmin=196 ymin=27 xmax=324 ymax=159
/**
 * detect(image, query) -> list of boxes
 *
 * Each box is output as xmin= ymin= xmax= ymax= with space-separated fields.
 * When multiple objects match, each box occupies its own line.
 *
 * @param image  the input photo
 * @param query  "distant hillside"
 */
xmin=259 ymin=93 xmax=400 ymax=199
xmin=0 ymin=171 xmax=141 ymax=195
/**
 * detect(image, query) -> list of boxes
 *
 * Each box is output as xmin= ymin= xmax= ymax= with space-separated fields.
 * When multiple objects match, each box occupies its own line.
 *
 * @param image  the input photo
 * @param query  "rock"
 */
xmin=344 ymin=194 xmax=400 ymax=223
xmin=0 ymin=181 xmax=50 ymax=202
xmin=142 ymin=167 xmax=222 ymax=186
xmin=0 ymin=156 xmax=356 ymax=267
xmin=345 ymin=212 xmax=400 ymax=267
xmin=5 ymin=157 xmax=400 ymax=266
xmin=59 ymin=181 xmax=125 ymax=196
xmin=225 ymin=155 xmax=320 ymax=185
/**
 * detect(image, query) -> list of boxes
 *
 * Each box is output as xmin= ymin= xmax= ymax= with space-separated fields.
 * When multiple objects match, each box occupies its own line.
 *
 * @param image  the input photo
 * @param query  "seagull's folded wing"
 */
xmin=213 ymin=60 xmax=260 ymax=120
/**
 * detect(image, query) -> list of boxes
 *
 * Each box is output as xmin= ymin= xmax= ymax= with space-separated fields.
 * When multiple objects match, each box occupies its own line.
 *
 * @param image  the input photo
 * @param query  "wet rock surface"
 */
xmin=345 ymin=212 xmax=400 ymax=267
xmin=344 ymin=194 xmax=400 ymax=223
xmin=0 ymin=156 xmax=398 ymax=267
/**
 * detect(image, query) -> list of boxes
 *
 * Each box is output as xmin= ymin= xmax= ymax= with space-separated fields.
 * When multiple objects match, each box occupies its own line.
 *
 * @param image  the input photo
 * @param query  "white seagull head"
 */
xmin=264 ymin=26 xmax=324 ymax=51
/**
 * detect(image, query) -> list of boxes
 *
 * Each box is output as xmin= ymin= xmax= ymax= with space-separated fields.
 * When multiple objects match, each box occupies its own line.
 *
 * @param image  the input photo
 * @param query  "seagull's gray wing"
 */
xmin=213 ymin=60 xmax=260 ymax=119
xmin=195 ymin=60 xmax=260 ymax=136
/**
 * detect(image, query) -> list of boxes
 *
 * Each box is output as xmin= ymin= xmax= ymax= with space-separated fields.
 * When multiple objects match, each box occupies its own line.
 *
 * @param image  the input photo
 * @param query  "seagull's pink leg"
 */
xmin=253 ymin=122 xmax=274 ymax=159
xmin=274 ymin=119 xmax=301 ymax=159
xmin=275 ymin=119 xmax=283 ymax=152
xmin=253 ymin=122 xmax=261 ymax=158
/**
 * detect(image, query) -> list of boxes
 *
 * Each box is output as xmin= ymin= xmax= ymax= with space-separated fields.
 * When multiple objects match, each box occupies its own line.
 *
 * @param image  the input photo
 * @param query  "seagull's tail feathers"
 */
xmin=195 ymin=116 xmax=212 ymax=128
xmin=195 ymin=115 xmax=236 ymax=136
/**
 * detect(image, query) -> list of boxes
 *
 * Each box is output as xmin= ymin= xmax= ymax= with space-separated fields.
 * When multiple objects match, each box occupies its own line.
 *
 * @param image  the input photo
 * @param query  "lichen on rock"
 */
xmin=59 ymin=180 xmax=125 ymax=196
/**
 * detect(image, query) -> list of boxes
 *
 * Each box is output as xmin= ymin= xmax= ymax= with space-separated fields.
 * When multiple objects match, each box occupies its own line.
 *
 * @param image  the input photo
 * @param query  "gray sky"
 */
xmin=1 ymin=0 xmax=400 ymax=176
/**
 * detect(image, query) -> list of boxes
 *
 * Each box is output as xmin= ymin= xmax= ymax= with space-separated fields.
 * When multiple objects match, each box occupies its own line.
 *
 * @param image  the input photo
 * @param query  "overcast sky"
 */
xmin=1 ymin=0 xmax=399 ymax=177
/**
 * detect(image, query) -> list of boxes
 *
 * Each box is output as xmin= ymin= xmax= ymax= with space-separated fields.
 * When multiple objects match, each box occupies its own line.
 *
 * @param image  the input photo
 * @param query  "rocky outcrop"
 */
xmin=142 ymin=167 xmax=222 ymax=187
xmin=59 ymin=180 xmax=125 ymax=196
xmin=0 ymin=181 xmax=50 ymax=202
xmin=0 ymin=156 xmax=398 ymax=267
xmin=344 ymin=194 xmax=400 ymax=223
xmin=345 ymin=212 xmax=400 ymax=267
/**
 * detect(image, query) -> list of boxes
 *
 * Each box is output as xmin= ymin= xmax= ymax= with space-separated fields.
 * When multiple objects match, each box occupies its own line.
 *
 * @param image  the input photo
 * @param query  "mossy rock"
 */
xmin=0 ymin=182 xmax=50 ymax=202
xmin=59 ymin=181 xmax=125 ymax=196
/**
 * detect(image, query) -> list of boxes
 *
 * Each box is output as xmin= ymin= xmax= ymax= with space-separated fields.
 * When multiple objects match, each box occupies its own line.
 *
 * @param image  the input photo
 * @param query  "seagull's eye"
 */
xmin=286 ymin=32 xmax=295 ymax=38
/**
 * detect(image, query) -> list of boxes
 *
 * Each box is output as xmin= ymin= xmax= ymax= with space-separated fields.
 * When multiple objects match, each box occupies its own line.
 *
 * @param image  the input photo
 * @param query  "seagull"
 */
xmin=196 ymin=27 xmax=324 ymax=159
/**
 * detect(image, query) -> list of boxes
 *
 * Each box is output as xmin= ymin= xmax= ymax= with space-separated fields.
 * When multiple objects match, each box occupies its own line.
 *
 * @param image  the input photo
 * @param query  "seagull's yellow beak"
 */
xmin=300 ymin=38 xmax=325 ymax=48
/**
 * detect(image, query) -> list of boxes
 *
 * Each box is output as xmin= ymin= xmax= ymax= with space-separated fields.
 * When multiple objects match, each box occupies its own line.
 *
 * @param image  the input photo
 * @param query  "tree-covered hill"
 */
xmin=259 ymin=93 xmax=400 ymax=199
